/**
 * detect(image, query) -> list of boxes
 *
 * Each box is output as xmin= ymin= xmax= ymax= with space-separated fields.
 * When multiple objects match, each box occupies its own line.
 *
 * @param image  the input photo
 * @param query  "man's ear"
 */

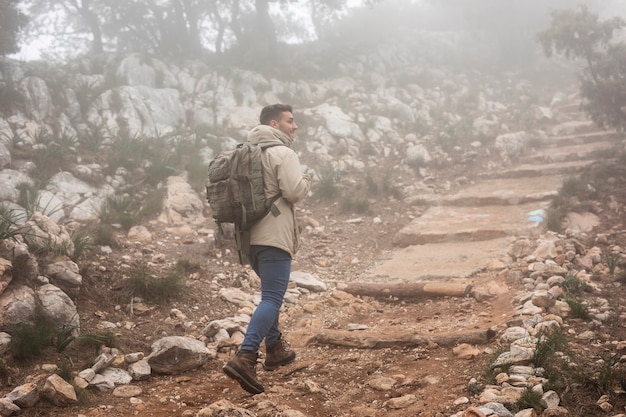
xmin=269 ymin=120 xmax=278 ymax=129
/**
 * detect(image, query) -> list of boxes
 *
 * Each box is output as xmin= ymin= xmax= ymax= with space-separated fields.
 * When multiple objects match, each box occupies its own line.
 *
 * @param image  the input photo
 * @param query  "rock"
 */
xmin=21 ymin=212 xmax=74 ymax=256
xmin=494 ymin=131 xmax=528 ymax=162
xmin=78 ymin=368 xmax=96 ymax=382
xmin=196 ymin=399 xmax=256 ymax=417
xmin=366 ymin=376 xmax=396 ymax=391
xmin=540 ymin=390 xmax=560 ymax=408
xmin=147 ymin=336 xmax=210 ymax=374
xmin=564 ymin=212 xmax=600 ymax=234
xmin=89 ymin=374 xmax=115 ymax=392
xmin=531 ymin=290 xmax=555 ymax=309
xmin=126 ymin=359 xmax=150 ymax=381
xmin=463 ymin=407 xmax=486 ymax=417
xmin=158 ymin=176 xmax=205 ymax=225
xmin=100 ymin=367 xmax=133 ymax=386
xmin=478 ymin=387 xmax=523 ymax=404
xmin=383 ymin=394 xmax=417 ymax=409
xmin=36 ymin=284 xmax=79 ymax=332
xmin=0 ymin=285 xmax=37 ymax=328
xmin=290 ymin=271 xmax=327 ymax=292
xmin=112 ymin=385 xmax=143 ymax=398
xmin=42 ymin=374 xmax=78 ymax=406
xmin=500 ymin=327 xmax=530 ymax=344
xmin=482 ymin=402 xmax=514 ymax=417
xmin=127 ymin=226 xmax=152 ymax=242
xmin=0 ymin=332 xmax=11 ymax=355
xmin=541 ymin=406 xmax=569 ymax=417
xmin=45 ymin=260 xmax=82 ymax=290
xmin=304 ymin=103 xmax=365 ymax=141
xmin=0 ymin=169 xmax=33 ymax=202
xmin=6 ymin=382 xmax=39 ymax=408
xmin=125 ymin=352 xmax=144 ymax=364
xmin=219 ymin=288 xmax=254 ymax=305
xmin=453 ymin=343 xmax=481 ymax=359
xmin=0 ymin=142 xmax=11 ymax=170
xmin=0 ymin=398 xmax=20 ymax=416
xmin=0 ymin=258 xmax=12 ymax=295
xmin=91 ymin=351 xmax=116 ymax=373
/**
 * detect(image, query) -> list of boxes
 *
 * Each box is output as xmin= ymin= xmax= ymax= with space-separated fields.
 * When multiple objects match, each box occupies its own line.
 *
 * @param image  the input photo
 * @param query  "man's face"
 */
xmin=270 ymin=111 xmax=298 ymax=139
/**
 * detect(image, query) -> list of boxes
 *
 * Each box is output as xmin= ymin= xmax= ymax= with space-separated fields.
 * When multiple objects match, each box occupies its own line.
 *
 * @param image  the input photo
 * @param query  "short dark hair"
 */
xmin=260 ymin=104 xmax=293 ymax=125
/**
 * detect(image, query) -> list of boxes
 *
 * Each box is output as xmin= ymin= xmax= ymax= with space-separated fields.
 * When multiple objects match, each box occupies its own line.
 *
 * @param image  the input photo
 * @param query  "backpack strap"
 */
xmin=257 ymin=141 xmax=286 ymax=218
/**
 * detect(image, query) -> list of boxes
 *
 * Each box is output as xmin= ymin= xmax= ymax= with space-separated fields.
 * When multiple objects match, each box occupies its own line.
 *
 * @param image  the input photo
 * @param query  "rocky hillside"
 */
xmin=0 ymin=29 xmax=625 ymax=417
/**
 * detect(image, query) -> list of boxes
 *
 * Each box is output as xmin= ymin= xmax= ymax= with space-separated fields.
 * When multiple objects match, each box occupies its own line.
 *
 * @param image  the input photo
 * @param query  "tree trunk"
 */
xmin=341 ymin=281 xmax=472 ymax=299
xmin=79 ymin=0 xmax=103 ymax=54
xmin=308 ymin=328 xmax=496 ymax=349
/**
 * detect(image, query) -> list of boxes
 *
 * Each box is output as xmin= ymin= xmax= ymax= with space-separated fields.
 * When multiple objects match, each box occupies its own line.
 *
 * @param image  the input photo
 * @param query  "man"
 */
xmin=223 ymin=104 xmax=312 ymax=394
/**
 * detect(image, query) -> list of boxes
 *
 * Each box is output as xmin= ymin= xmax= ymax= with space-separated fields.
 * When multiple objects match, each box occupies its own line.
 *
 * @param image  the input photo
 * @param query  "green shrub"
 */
xmin=109 ymin=131 xmax=149 ymax=171
xmin=70 ymin=228 xmax=93 ymax=260
xmin=602 ymin=250 xmax=620 ymax=275
xmin=365 ymin=171 xmax=401 ymax=199
xmin=545 ymin=206 xmax=564 ymax=233
xmin=175 ymin=258 xmax=202 ymax=274
xmin=595 ymin=352 xmax=623 ymax=395
xmin=144 ymin=155 xmax=175 ymax=186
xmin=56 ymin=322 xmax=117 ymax=353
xmin=513 ymin=387 xmax=543 ymax=412
xmin=0 ymin=205 xmax=24 ymax=241
xmin=533 ymin=330 xmax=569 ymax=368
xmin=564 ymin=297 xmax=590 ymax=319
xmin=79 ymin=122 xmax=111 ymax=152
xmin=0 ymin=128 xmax=26 ymax=149
xmin=99 ymin=195 xmax=138 ymax=231
xmin=562 ymin=273 xmax=588 ymax=295
xmin=187 ymin=153 xmax=208 ymax=193
xmin=91 ymin=223 xmax=117 ymax=247
xmin=137 ymin=187 xmax=165 ymax=222
xmin=126 ymin=265 xmax=186 ymax=305
xmin=56 ymin=357 xmax=73 ymax=382
xmin=315 ymin=165 xmax=342 ymax=200
xmin=10 ymin=308 xmax=55 ymax=361
xmin=340 ymin=196 xmax=370 ymax=214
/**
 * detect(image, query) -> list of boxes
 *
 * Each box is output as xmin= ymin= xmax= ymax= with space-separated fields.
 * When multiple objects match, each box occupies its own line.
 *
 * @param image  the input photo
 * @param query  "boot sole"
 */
xmin=223 ymin=363 xmax=265 ymax=394
xmin=264 ymin=355 xmax=296 ymax=371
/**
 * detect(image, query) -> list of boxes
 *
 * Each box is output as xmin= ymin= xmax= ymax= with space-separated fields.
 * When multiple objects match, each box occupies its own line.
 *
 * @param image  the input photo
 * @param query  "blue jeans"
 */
xmin=240 ymin=245 xmax=292 ymax=352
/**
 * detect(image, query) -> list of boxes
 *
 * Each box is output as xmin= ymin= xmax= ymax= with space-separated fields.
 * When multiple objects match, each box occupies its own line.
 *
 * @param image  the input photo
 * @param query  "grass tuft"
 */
xmin=126 ymin=265 xmax=186 ymax=305
xmin=513 ymin=387 xmax=543 ymax=412
xmin=564 ymin=297 xmax=590 ymax=320
xmin=315 ymin=165 xmax=342 ymax=200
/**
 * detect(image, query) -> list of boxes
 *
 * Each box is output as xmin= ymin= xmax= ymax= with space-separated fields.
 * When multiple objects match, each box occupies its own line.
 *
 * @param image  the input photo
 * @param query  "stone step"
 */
xmin=430 ymin=175 xmax=563 ymax=207
xmin=361 ymin=237 xmax=513 ymax=282
xmin=392 ymin=202 xmax=549 ymax=247
xmin=542 ymin=130 xmax=621 ymax=147
xmin=480 ymin=159 xmax=595 ymax=179
xmin=519 ymin=140 xmax=615 ymax=164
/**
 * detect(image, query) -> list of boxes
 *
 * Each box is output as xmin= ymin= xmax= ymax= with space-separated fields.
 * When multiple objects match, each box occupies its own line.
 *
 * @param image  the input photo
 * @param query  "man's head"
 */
xmin=260 ymin=104 xmax=298 ymax=139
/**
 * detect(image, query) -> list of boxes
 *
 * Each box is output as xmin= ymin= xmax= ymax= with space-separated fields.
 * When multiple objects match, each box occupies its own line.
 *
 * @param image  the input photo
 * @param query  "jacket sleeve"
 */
xmin=276 ymin=150 xmax=311 ymax=204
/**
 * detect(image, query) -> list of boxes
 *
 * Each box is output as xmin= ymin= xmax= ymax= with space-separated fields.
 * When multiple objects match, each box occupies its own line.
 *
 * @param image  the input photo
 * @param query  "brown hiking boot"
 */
xmin=223 ymin=350 xmax=265 ymax=394
xmin=264 ymin=336 xmax=296 ymax=371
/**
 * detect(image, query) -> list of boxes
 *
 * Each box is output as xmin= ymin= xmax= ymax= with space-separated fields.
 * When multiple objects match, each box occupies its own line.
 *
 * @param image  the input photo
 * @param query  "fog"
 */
xmin=13 ymin=0 xmax=626 ymax=67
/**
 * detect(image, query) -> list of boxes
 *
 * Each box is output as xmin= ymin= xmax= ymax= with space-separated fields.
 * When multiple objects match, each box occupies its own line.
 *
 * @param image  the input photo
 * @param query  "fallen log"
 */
xmin=308 ymin=328 xmax=496 ymax=349
xmin=341 ymin=281 xmax=472 ymax=299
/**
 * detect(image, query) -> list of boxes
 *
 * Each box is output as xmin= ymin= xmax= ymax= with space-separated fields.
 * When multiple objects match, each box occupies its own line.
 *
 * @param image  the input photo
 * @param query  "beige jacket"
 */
xmin=247 ymin=125 xmax=311 ymax=257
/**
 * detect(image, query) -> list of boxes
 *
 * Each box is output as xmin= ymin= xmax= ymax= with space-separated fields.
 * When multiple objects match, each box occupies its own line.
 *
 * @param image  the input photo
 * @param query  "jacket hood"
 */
xmin=247 ymin=125 xmax=293 ymax=147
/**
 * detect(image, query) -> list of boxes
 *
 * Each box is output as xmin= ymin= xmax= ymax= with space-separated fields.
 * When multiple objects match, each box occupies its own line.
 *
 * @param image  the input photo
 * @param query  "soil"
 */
xmin=7 ymin=151 xmax=626 ymax=417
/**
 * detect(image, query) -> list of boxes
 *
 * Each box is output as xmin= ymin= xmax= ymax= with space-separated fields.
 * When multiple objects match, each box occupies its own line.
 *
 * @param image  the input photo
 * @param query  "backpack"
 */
xmin=205 ymin=142 xmax=283 ymax=263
